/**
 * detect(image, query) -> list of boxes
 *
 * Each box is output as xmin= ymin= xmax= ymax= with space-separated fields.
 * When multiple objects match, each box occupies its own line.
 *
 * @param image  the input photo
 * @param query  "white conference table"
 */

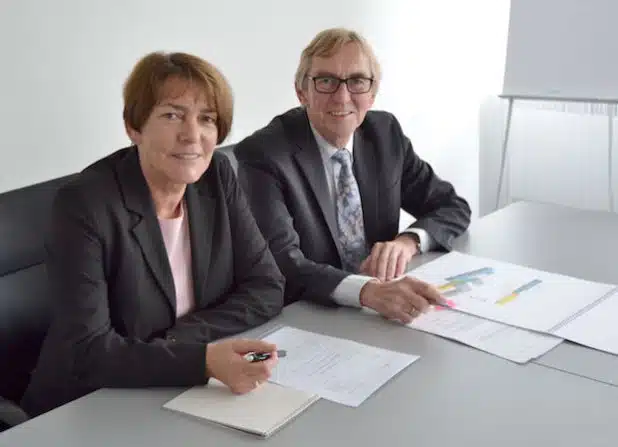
xmin=2 ymin=200 xmax=618 ymax=446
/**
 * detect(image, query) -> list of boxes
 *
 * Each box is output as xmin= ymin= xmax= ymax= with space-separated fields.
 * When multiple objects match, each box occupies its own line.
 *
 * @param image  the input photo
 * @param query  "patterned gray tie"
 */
xmin=331 ymin=149 xmax=368 ymax=272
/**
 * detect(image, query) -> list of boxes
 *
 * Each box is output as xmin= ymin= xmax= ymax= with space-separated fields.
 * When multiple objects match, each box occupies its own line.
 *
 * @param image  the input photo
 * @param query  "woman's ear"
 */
xmin=124 ymin=121 xmax=141 ymax=145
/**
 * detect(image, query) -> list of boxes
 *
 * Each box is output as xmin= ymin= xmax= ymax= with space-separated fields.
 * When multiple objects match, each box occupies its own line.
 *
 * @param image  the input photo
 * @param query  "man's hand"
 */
xmin=359 ymin=235 xmax=419 ymax=281
xmin=206 ymin=339 xmax=278 ymax=394
xmin=360 ymin=276 xmax=445 ymax=324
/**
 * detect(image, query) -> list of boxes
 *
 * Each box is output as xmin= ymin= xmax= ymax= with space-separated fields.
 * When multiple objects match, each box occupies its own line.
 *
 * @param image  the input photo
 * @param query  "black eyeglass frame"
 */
xmin=307 ymin=75 xmax=374 ymax=94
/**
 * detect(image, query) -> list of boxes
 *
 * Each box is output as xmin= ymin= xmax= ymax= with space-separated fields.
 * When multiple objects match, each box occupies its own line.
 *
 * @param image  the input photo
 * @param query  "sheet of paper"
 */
xmin=263 ymin=326 xmax=419 ymax=407
xmin=554 ymin=288 xmax=618 ymax=355
xmin=408 ymin=307 xmax=563 ymax=363
xmin=408 ymin=252 xmax=615 ymax=333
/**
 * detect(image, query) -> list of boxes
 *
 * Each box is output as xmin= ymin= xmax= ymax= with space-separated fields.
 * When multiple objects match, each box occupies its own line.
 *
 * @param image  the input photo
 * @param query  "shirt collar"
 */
xmin=309 ymin=124 xmax=354 ymax=160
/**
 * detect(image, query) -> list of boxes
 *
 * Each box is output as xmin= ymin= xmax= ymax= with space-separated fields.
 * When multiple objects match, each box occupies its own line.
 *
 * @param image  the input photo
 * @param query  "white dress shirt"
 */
xmin=310 ymin=126 xmax=433 ymax=307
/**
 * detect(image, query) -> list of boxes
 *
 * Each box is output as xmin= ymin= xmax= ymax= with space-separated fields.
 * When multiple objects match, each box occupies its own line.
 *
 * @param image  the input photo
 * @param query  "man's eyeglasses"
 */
xmin=308 ymin=76 xmax=374 ymax=94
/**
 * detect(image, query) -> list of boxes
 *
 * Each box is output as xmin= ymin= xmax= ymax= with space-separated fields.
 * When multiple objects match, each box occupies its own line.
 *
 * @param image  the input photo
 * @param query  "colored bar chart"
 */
xmin=445 ymin=267 xmax=495 ymax=283
xmin=496 ymin=279 xmax=543 ymax=305
xmin=438 ymin=267 xmax=495 ymax=297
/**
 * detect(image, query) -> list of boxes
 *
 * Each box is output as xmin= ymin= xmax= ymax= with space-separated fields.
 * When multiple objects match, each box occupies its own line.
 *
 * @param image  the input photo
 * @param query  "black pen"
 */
xmin=243 ymin=349 xmax=287 ymax=362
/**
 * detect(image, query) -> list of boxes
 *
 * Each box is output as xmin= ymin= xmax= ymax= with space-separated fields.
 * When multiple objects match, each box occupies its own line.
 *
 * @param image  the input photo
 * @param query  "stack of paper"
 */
xmin=406 ymin=251 xmax=618 ymax=360
xmin=163 ymin=379 xmax=318 ymax=438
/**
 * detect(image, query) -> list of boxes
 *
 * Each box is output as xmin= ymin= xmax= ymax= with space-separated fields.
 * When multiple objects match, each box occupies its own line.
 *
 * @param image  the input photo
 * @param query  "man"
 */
xmin=234 ymin=28 xmax=471 ymax=324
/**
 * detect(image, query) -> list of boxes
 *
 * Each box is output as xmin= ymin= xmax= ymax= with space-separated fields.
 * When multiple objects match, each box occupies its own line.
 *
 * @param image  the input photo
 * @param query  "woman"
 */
xmin=21 ymin=52 xmax=284 ymax=416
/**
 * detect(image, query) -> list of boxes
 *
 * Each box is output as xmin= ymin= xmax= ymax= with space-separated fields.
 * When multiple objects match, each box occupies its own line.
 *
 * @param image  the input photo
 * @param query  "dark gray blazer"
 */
xmin=234 ymin=107 xmax=470 ymax=305
xmin=22 ymin=147 xmax=284 ymax=416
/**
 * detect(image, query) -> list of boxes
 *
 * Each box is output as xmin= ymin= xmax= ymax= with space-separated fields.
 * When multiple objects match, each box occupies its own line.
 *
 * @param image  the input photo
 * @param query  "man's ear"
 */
xmin=296 ymin=86 xmax=308 ymax=107
xmin=124 ymin=121 xmax=141 ymax=145
xmin=368 ymin=92 xmax=376 ymax=109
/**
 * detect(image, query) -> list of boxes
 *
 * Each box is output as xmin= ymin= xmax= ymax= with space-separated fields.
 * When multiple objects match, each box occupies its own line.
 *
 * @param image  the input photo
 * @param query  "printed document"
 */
xmin=409 ymin=307 xmax=563 ymax=363
xmin=408 ymin=252 xmax=615 ymax=333
xmin=263 ymin=326 xmax=419 ymax=407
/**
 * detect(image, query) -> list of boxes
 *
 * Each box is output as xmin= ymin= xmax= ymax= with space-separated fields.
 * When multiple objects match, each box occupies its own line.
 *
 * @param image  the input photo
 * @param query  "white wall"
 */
xmin=371 ymin=1 xmax=510 ymax=221
xmin=1 ymin=0 xmax=368 ymax=191
xmin=1 ymin=0 xmax=511 ymax=222
xmin=480 ymin=98 xmax=617 ymax=216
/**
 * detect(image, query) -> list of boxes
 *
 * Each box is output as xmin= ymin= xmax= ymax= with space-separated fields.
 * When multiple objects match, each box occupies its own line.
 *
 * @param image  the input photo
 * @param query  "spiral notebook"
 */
xmin=163 ymin=380 xmax=319 ymax=438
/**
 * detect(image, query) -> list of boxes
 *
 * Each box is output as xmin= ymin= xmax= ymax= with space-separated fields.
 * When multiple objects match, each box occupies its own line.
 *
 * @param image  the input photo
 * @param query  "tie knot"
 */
xmin=331 ymin=148 xmax=352 ymax=166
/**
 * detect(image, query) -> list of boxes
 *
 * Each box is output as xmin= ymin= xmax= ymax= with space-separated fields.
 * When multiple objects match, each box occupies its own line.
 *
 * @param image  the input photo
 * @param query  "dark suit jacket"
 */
xmin=21 ymin=147 xmax=284 ymax=416
xmin=234 ymin=107 xmax=470 ymax=305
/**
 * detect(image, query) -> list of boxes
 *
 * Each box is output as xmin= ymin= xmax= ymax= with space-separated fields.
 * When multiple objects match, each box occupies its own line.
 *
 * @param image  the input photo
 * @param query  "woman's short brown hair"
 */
xmin=294 ymin=28 xmax=381 ymax=95
xmin=123 ymin=52 xmax=233 ymax=144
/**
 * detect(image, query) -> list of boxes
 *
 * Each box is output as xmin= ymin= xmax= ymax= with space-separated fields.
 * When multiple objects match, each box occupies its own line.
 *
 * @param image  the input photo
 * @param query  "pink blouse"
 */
xmin=157 ymin=202 xmax=195 ymax=318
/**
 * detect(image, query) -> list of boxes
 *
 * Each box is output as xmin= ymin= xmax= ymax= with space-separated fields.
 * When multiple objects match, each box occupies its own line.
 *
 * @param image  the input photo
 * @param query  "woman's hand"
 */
xmin=205 ymin=339 xmax=279 ymax=394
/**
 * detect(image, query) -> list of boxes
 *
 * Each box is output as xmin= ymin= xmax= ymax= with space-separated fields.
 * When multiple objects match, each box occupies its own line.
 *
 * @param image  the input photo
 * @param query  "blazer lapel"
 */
xmin=353 ymin=131 xmax=380 ymax=245
xmin=117 ymin=148 xmax=176 ymax=314
xmin=290 ymin=113 xmax=342 ymax=256
xmin=185 ymin=181 xmax=215 ymax=306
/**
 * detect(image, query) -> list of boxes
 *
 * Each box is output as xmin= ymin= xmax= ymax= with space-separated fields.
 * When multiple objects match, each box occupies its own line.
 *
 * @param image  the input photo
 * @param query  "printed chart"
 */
xmin=409 ymin=252 xmax=614 ymax=333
